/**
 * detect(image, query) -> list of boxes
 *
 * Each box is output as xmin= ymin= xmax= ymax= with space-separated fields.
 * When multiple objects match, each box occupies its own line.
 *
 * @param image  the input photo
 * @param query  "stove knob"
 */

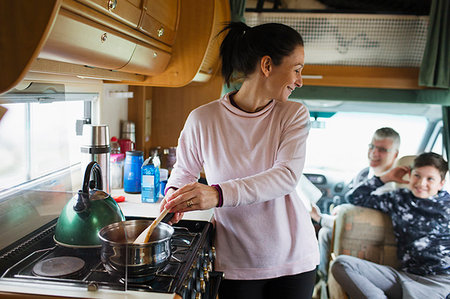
xmin=188 ymin=273 xmax=195 ymax=290
xmin=203 ymin=269 xmax=209 ymax=281
xmin=191 ymin=268 xmax=198 ymax=281
xmin=207 ymin=261 xmax=213 ymax=272
xmin=205 ymin=249 xmax=212 ymax=261
xmin=87 ymin=282 xmax=98 ymax=292
xmin=199 ymin=278 xmax=206 ymax=293
xmin=195 ymin=278 xmax=202 ymax=292
xmin=184 ymin=275 xmax=192 ymax=291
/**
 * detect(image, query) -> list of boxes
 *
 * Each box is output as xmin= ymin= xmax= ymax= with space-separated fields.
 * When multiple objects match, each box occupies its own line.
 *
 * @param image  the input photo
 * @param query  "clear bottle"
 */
xmin=141 ymin=152 xmax=160 ymax=203
xmin=110 ymin=136 xmax=124 ymax=189
xmin=110 ymin=136 xmax=121 ymax=154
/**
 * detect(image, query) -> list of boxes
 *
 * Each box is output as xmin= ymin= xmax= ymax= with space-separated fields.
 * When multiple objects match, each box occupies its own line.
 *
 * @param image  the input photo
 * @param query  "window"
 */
xmin=302 ymin=102 xmax=441 ymax=184
xmin=0 ymin=100 xmax=90 ymax=191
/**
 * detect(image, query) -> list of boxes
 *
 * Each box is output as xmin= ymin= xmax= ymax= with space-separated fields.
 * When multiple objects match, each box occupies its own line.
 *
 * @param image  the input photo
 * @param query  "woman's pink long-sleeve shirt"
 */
xmin=167 ymin=92 xmax=319 ymax=279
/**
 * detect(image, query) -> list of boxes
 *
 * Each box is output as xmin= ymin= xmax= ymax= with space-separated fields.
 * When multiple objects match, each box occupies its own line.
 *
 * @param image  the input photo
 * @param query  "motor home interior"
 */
xmin=0 ymin=0 xmax=449 ymax=298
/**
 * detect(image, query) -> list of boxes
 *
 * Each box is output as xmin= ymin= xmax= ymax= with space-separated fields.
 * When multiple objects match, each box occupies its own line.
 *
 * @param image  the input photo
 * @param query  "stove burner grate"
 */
xmin=32 ymin=256 xmax=85 ymax=277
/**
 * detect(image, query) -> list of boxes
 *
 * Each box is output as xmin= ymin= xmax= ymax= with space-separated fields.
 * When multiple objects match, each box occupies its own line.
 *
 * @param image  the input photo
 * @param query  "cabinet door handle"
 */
xmin=108 ymin=0 xmax=117 ymax=11
xmin=157 ymin=27 xmax=164 ymax=37
xmin=101 ymin=33 xmax=108 ymax=43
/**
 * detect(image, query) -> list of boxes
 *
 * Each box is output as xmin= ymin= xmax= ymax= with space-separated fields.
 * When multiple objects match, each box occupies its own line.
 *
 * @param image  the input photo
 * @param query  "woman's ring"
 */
xmin=186 ymin=200 xmax=193 ymax=208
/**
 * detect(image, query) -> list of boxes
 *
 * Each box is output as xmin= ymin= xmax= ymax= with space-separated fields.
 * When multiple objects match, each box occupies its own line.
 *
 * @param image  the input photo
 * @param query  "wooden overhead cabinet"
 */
xmin=0 ymin=0 xmax=226 ymax=95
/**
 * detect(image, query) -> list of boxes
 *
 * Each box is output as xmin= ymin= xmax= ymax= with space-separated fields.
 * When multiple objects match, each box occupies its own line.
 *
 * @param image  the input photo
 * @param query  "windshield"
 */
xmin=304 ymin=109 xmax=433 ymax=184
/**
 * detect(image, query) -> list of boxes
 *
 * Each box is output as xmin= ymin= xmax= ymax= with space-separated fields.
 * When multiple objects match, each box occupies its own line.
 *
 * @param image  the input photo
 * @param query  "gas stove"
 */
xmin=0 ymin=216 xmax=222 ymax=299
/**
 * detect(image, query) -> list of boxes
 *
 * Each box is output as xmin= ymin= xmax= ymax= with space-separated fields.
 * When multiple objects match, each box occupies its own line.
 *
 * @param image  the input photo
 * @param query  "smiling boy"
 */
xmin=332 ymin=152 xmax=450 ymax=299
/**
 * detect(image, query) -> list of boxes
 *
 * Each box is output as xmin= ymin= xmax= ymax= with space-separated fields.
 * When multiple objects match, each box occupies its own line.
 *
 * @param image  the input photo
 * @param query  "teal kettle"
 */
xmin=54 ymin=161 xmax=125 ymax=247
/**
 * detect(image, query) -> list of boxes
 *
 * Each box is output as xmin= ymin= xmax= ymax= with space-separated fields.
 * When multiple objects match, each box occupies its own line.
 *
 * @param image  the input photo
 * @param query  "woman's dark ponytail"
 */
xmin=219 ymin=22 xmax=250 ymax=87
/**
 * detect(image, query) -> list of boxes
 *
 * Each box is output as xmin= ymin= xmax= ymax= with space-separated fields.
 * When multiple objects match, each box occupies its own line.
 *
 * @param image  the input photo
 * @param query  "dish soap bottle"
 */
xmin=141 ymin=151 xmax=161 ymax=203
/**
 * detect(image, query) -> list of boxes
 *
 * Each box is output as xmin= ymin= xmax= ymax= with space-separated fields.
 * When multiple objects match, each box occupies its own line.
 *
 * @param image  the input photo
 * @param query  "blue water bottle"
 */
xmin=123 ymin=151 xmax=143 ymax=193
xmin=141 ymin=152 xmax=160 ymax=203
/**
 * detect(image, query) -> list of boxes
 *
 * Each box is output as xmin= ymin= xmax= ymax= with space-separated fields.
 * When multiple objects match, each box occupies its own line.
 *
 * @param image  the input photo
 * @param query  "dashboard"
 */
xmin=303 ymin=170 xmax=352 ymax=214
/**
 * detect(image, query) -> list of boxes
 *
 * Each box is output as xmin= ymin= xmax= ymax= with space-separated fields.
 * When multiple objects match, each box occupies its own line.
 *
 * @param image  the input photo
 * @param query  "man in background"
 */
xmin=350 ymin=127 xmax=400 ymax=192
xmin=311 ymin=127 xmax=401 ymax=281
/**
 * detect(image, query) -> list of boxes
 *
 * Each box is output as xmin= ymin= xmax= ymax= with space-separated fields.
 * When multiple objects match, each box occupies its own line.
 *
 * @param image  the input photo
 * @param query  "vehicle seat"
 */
xmin=326 ymin=204 xmax=400 ymax=299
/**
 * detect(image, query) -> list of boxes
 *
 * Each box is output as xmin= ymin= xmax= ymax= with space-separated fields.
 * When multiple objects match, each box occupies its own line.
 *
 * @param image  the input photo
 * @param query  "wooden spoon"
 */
xmin=133 ymin=208 xmax=171 ymax=244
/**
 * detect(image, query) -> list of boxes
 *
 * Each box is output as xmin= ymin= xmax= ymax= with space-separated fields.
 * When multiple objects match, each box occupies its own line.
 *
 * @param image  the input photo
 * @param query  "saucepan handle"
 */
xmin=161 ymin=212 xmax=175 ymax=223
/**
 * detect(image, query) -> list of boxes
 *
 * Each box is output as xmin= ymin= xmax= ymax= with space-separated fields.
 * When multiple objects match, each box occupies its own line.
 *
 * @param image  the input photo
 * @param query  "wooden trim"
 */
xmin=302 ymin=65 xmax=423 ymax=90
xmin=193 ymin=0 xmax=231 ymax=83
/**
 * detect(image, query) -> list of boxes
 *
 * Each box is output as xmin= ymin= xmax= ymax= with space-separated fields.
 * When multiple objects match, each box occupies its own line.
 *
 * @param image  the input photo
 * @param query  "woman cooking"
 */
xmin=161 ymin=22 xmax=319 ymax=299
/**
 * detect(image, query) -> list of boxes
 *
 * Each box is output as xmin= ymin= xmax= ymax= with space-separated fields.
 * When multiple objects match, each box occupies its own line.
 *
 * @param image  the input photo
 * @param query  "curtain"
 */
xmin=442 ymin=107 xmax=450 ymax=163
xmin=418 ymin=0 xmax=450 ymax=89
xmin=229 ymin=0 xmax=246 ymax=22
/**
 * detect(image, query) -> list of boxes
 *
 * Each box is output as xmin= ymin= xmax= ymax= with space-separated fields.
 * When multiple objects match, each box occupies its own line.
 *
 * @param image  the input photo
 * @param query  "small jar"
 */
xmin=123 ymin=151 xmax=143 ymax=193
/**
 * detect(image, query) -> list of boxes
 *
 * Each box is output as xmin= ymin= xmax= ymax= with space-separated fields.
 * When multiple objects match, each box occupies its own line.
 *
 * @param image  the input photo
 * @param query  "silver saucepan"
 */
xmin=98 ymin=220 xmax=174 ymax=277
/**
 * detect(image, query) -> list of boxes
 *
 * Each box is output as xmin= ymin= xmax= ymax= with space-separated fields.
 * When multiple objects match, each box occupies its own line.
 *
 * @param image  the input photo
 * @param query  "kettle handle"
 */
xmin=74 ymin=162 xmax=103 ymax=213
xmin=82 ymin=161 xmax=103 ymax=193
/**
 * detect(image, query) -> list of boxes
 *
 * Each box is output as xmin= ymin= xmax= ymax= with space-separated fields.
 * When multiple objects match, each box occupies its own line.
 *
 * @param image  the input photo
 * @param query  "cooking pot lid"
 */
xmin=89 ymin=190 xmax=109 ymax=201
xmin=32 ymin=256 xmax=85 ymax=277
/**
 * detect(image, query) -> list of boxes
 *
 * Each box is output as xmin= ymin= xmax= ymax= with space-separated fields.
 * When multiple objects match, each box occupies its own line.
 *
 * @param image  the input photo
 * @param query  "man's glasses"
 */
xmin=368 ymin=143 xmax=392 ymax=153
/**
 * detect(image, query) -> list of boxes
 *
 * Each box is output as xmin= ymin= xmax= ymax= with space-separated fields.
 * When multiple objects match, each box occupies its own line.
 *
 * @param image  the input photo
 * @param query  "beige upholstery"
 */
xmin=327 ymin=204 xmax=400 ymax=299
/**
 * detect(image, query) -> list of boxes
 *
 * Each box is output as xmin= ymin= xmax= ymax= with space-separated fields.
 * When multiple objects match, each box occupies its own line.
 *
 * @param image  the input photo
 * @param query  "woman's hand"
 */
xmin=163 ymin=182 xmax=219 ymax=215
xmin=309 ymin=204 xmax=322 ymax=223
xmin=380 ymin=166 xmax=410 ymax=184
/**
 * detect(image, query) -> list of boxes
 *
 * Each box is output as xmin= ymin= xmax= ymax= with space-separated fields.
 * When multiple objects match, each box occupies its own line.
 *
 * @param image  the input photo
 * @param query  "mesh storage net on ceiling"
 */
xmin=245 ymin=12 xmax=429 ymax=67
